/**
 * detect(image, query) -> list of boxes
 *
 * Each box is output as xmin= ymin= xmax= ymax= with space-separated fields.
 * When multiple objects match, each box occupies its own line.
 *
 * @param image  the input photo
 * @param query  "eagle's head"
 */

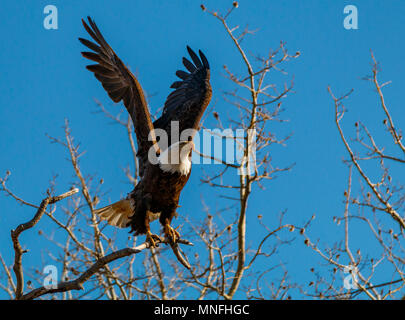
xmin=158 ymin=140 xmax=194 ymax=175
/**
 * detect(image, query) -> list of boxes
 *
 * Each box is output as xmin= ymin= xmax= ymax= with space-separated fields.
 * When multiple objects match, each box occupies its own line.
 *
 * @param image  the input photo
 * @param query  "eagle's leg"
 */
xmin=143 ymin=195 xmax=160 ymax=247
xmin=145 ymin=213 xmax=160 ymax=248
xmin=163 ymin=218 xmax=180 ymax=244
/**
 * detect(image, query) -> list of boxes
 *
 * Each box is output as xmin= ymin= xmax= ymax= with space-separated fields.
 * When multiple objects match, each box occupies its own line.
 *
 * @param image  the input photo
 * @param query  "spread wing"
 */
xmin=153 ymin=46 xmax=212 ymax=144
xmin=79 ymin=16 xmax=158 ymax=170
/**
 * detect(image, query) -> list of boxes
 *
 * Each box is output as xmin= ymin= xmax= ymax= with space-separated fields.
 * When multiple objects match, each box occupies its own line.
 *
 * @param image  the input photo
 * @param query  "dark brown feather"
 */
xmin=154 ymin=46 xmax=212 ymax=146
xmin=80 ymin=16 xmax=158 ymax=176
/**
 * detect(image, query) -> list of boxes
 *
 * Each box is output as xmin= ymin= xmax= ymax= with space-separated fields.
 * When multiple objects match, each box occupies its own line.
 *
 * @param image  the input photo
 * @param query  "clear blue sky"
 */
xmin=0 ymin=0 xmax=404 ymax=299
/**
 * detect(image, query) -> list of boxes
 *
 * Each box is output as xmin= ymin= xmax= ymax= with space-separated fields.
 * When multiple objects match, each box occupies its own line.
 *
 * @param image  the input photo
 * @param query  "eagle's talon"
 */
xmin=164 ymin=224 xmax=180 ymax=244
xmin=146 ymin=231 xmax=160 ymax=248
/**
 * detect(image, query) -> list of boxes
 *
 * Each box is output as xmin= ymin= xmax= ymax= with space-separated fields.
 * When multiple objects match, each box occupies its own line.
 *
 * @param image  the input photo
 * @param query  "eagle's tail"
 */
xmin=94 ymin=199 xmax=134 ymax=228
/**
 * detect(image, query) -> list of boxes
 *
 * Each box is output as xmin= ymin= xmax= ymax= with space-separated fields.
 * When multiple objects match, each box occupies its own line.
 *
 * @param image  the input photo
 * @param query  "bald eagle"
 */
xmin=79 ymin=17 xmax=212 ymax=246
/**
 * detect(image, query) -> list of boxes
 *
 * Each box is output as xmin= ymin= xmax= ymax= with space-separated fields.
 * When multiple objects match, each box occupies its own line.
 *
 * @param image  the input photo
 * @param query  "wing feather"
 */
xmin=153 ymin=46 xmax=212 ymax=144
xmin=79 ymin=16 xmax=158 ymax=174
xmin=170 ymin=81 xmax=184 ymax=89
xmin=198 ymin=50 xmax=210 ymax=69
xmin=182 ymin=57 xmax=197 ymax=73
xmin=187 ymin=46 xmax=203 ymax=69
xmin=176 ymin=70 xmax=189 ymax=80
